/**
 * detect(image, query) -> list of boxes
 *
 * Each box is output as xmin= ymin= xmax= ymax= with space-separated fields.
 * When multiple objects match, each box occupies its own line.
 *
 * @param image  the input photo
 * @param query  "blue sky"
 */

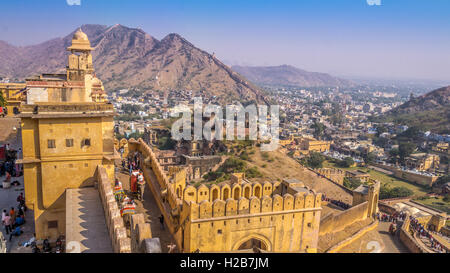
xmin=1 ymin=0 xmax=449 ymax=81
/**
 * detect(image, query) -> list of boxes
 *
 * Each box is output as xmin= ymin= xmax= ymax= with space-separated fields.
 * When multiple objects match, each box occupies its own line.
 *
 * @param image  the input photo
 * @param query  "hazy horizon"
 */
xmin=1 ymin=0 xmax=449 ymax=82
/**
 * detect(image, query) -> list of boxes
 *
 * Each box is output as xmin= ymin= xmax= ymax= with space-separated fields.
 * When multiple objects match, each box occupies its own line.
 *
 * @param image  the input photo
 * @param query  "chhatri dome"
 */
xmin=73 ymin=28 xmax=89 ymax=41
xmin=67 ymin=28 xmax=93 ymax=51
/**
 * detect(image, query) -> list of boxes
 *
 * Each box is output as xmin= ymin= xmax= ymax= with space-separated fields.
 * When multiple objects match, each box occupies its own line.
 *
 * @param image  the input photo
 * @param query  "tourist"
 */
xmin=9 ymin=207 xmax=16 ymax=224
xmin=159 ymin=214 xmax=165 ymax=230
xmin=137 ymin=172 xmax=145 ymax=201
xmin=14 ymin=215 xmax=25 ymax=227
xmin=130 ymin=171 xmax=138 ymax=193
xmin=42 ymin=238 xmax=51 ymax=253
xmin=17 ymin=193 xmax=25 ymax=206
xmin=20 ymin=233 xmax=36 ymax=248
xmin=115 ymin=178 xmax=122 ymax=188
xmin=9 ymin=220 xmax=23 ymax=241
xmin=1 ymin=209 xmax=6 ymax=224
xmin=3 ymin=171 xmax=11 ymax=183
xmin=4 ymin=213 xmax=12 ymax=234
xmin=0 ymin=162 xmax=5 ymax=176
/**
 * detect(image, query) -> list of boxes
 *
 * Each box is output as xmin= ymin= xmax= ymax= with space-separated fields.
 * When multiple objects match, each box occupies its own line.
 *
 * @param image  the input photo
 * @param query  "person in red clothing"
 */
xmin=130 ymin=171 xmax=138 ymax=193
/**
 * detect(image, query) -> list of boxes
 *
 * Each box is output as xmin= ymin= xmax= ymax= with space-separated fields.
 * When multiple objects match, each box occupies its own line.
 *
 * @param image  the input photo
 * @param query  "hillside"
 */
xmin=378 ymin=86 xmax=450 ymax=134
xmin=232 ymin=64 xmax=353 ymax=88
xmin=0 ymin=24 xmax=267 ymax=104
xmin=203 ymin=145 xmax=352 ymax=203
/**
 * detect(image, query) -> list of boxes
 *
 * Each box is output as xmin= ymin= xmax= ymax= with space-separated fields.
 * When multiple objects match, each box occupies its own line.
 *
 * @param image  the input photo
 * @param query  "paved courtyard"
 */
xmin=1 ymin=119 xmax=34 ymax=253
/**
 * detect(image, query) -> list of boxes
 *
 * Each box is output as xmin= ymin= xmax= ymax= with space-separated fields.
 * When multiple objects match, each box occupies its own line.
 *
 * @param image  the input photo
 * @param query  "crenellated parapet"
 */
xmin=130 ymin=138 xmax=181 ymax=209
xmin=315 ymin=168 xmax=346 ymax=184
xmin=186 ymin=191 xmax=322 ymax=221
xmin=182 ymin=179 xmax=283 ymax=204
xmin=96 ymin=165 xmax=131 ymax=253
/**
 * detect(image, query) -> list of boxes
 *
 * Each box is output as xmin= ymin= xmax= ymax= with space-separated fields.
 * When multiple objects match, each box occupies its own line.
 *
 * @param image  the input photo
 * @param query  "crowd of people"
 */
xmin=1 ymin=143 xmax=23 ymax=185
xmin=322 ymin=194 xmax=350 ymax=210
xmin=409 ymin=216 xmax=448 ymax=253
xmin=1 ymin=193 xmax=27 ymax=241
xmin=376 ymin=210 xmax=448 ymax=253
xmin=123 ymin=151 xmax=145 ymax=201
xmin=376 ymin=211 xmax=407 ymax=224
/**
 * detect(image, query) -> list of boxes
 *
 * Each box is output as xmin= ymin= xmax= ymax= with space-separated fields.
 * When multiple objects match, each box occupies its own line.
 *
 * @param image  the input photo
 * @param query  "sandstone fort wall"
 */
xmin=319 ymin=201 xmax=369 ymax=235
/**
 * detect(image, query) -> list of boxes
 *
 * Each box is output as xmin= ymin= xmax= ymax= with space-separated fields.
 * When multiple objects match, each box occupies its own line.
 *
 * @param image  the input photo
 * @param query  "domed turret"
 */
xmin=67 ymin=28 xmax=93 ymax=51
xmin=73 ymin=28 xmax=89 ymax=41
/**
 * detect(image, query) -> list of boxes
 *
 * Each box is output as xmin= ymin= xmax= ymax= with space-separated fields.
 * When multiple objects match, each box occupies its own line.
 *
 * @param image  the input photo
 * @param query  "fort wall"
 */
xmin=96 ymin=166 xmax=131 ymax=253
xmin=315 ymin=168 xmax=346 ymax=185
xmin=125 ymin=139 xmax=324 ymax=253
xmin=319 ymin=201 xmax=369 ymax=235
xmin=326 ymin=220 xmax=379 ymax=253
xmin=182 ymin=192 xmax=322 ymax=253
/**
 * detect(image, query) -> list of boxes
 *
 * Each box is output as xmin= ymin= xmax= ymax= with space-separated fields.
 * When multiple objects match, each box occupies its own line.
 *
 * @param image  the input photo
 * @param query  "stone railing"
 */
xmin=96 ymin=166 xmax=131 ymax=253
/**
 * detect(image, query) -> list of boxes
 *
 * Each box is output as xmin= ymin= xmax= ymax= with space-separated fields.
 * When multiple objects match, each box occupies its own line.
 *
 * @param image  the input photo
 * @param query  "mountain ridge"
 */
xmin=0 ymin=24 xmax=267 ymax=104
xmin=232 ymin=64 xmax=353 ymax=88
xmin=378 ymin=86 xmax=450 ymax=134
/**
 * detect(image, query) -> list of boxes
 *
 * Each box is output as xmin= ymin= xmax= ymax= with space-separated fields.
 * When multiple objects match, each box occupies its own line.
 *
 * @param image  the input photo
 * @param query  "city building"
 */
xmin=17 ymin=29 xmax=117 ymax=239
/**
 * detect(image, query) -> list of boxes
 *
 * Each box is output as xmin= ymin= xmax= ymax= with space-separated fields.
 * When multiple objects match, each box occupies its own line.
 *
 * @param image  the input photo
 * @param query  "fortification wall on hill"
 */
xmin=319 ymin=201 xmax=369 ymax=235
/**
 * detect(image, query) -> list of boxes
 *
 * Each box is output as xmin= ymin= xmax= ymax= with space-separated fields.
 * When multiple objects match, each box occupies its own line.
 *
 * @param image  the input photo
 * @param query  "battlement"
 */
xmin=186 ymin=190 xmax=321 ymax=221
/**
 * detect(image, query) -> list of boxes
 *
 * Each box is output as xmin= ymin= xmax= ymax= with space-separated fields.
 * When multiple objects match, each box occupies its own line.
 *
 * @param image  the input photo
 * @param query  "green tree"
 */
xmin=338 ymin=157 xmax=355 ymax=168
xmin=306 ymin=152 xmax=325 ymax=169
xmin=157 ymin=136 xmax=176 ymax=150
xmin=380 ymin=185 xmax=414 ymax=199
xmin=343 ymin=177 xmax=362 ymax=190
xmin=363 ymin=152 xmax=377 ymax=164
xmin=398 ymin=126 xmax=424 ymax=141
xmin=311 ymin=122 xmax=325 ymax=139
xmin=376 ymin=125 xmax=387 ymax=137
xmin=0 ymin=92 xmax=6 ymax=107
xmin=122 ymin=104 xmax=143 ymax=114
xmin=398 ymin=142 xmax=416 ymax=163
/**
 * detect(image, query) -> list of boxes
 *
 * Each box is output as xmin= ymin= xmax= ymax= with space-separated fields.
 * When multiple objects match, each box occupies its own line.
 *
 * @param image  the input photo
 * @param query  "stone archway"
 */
xmin=233 ymin=234 xmax=272 ymax=252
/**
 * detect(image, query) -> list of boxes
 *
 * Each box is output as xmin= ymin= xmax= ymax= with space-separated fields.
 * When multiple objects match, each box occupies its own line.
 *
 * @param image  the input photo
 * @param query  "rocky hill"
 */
xmin=0 ymin=24 xmax=267 ymax=104
xmin=232 ymin=64 xmax=353 ymax=88
xmin=379 ymin=86 xmax=450 ymax=134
